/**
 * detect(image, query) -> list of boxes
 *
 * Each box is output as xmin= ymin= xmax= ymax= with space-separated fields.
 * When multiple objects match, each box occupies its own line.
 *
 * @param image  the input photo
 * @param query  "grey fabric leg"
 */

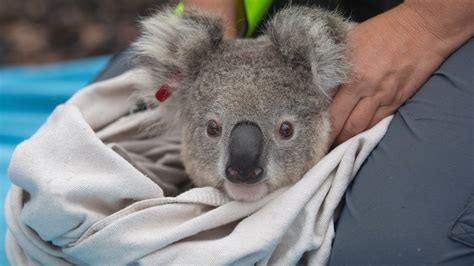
xmin=329 ymin=38 xmax=474 ymax=265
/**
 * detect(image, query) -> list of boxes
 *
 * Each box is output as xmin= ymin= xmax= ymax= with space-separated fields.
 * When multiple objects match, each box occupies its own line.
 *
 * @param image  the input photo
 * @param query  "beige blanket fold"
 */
xmin=5 ymin=70 xmax=392 ymax=265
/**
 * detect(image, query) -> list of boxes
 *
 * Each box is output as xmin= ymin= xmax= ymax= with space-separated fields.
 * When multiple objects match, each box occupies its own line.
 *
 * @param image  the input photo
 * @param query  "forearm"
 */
xmin=184 ymin=0 xmax=239 ymax=38
xmin=393 ymin=1 xmax=473 ymax=59
xmin=405 ymin=0 xmax=474 ymax=37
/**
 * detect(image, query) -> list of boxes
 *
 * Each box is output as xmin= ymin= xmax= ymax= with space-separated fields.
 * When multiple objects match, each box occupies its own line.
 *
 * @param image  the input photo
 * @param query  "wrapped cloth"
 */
xmin=5 ymin=70 xmax=392 ymax=265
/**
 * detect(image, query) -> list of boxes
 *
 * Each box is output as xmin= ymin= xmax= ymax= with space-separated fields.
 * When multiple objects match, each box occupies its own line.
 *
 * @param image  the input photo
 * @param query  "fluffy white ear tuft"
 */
xmin=132 ymin=8 xmax=224 ymax=104
xmin=266 ymin=6 xmax=351 ymax=96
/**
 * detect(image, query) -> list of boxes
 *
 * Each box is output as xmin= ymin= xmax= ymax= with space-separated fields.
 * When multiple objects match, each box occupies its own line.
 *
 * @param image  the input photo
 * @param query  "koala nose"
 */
xmin=226 ymin=166 xmax=264 ymax=184
xmin=226 ymin=122 xmax=264 ymax=184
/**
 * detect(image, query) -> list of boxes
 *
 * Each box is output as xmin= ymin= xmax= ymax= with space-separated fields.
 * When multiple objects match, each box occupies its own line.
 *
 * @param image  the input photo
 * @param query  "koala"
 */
xmin=132 ymin=6 xmax=350 ymax=201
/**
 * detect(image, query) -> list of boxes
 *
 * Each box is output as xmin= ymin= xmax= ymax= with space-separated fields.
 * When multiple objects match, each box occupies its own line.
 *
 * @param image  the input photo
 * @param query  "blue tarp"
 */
xmin=0 ymin=56 xmax=110 ymax=265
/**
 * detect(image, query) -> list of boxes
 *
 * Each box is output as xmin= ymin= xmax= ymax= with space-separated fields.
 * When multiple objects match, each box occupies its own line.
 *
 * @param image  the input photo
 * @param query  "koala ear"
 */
xmin=266 ymin=7 xmax=350 ymax=96
xmin=132 ymin=8 xmax=223 ymax=102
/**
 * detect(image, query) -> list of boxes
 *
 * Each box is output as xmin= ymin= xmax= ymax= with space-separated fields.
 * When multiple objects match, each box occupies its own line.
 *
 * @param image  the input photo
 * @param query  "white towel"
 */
xmin=5 ymin=70 xmax=392 ymax=265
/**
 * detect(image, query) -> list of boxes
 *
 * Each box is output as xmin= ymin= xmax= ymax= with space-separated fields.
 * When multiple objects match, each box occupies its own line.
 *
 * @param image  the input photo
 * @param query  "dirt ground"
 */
xmin=0 ymin=0 xmax=172 ymax=65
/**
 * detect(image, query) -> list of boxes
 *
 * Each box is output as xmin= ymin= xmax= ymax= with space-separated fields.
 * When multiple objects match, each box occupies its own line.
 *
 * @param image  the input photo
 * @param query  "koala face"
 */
xmin=134 ymin=7 xmax=349 ymax=201
xmin=179 ymin=39 xmax=332 ymax=201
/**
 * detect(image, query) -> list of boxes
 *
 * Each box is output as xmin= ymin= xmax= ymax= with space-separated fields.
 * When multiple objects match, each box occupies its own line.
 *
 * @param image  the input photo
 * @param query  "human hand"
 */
xmin=329 ymin=1 xmax=474 ymax=145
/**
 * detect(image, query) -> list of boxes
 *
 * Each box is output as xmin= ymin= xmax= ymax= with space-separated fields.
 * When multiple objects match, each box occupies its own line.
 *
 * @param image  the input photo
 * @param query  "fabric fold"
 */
xmin=5 ymin=70 xmax=393 ymax=265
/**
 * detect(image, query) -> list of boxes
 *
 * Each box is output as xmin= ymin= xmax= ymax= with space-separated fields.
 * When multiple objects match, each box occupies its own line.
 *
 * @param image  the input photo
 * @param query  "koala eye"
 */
xmin=279 ymin=121 xmax=294 ymax=139
xmin=206 ymin=120 xmax=221 ymax=137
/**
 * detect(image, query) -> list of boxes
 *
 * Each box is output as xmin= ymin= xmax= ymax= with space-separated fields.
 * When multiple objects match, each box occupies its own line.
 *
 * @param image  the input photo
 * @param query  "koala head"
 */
xmin=133 ymin=6 xmax=349 ymax=201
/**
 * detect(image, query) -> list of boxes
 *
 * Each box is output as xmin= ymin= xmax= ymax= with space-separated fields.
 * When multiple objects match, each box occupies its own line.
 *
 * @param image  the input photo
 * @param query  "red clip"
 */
xmin=155 ymin=85 xmax=171 ymax=102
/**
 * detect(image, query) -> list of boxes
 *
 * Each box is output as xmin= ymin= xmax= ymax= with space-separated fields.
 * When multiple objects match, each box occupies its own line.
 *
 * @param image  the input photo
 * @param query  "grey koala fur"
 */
xmin=132 ymin=6 xmax=350 ymax=201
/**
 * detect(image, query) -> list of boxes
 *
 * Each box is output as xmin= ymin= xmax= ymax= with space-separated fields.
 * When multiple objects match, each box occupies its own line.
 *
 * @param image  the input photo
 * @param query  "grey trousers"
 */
xmin=329 ymin=39 xmax=474 ymax=265
xmin=94 ymin=39 xmax=473 ymax=264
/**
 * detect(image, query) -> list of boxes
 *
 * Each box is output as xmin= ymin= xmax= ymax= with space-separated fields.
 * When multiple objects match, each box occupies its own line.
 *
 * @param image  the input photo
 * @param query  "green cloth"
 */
xmin=175 ymin=0 xmax=273 ymax=37
xmin=242 ymin=0 xmax=273 ymax=37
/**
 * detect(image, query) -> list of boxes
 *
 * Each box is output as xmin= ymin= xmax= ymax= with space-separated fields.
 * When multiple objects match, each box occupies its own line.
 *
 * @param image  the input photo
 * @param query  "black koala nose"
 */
xmin=226 ymin=122 xmax=264 ymax=184
xmin=226 ymin=166 xmax=264 ymax=184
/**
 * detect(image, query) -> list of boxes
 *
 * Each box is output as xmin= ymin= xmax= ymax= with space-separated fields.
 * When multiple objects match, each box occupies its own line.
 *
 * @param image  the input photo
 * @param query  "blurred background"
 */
xmin=0 ymin=0 xmax=171 ymax=65
xmin=0 ymin=0 xmax=397 ymax=64
xmin=1 ymin=1 xmax=173 ymax=264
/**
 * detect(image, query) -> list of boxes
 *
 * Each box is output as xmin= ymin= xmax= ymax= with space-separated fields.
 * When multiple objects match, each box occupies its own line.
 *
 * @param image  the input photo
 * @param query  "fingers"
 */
xmin=328 ymin=85 xmax=361 ymax=144
xmin=368 ymin=89 xmax=411 ymax=128
xmin=331 ymin=75 xmax=403 ymax=145
xmin=368 ymin=105 xmax=398 ymax=128
xmin=334 ymin=98 xmax=402 ymax=145
xmin=334 ymin=97 xmax=378 ymax=144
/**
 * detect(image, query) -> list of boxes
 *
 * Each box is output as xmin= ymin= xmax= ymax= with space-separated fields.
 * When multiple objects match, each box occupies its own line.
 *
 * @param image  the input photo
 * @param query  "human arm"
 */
xmin=329 ymin=0 xmax=474 ymax=145
xmin=183 ymin=0 xmax=240 ymax=38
